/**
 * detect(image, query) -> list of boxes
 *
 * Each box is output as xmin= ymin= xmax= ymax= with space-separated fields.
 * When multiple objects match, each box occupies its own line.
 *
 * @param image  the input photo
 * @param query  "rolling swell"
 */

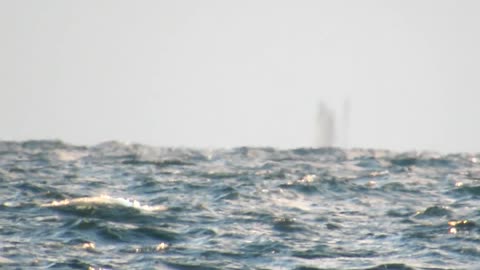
xmin=0 ymin=140 xmax=480 ymax=269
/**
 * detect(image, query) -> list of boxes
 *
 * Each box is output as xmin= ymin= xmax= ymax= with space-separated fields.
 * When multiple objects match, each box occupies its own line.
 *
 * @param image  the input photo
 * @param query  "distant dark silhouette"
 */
xmin=316 ymin=99 xmax=350 ymax=148
xmin=316 ymin=102 xmax=335 ymax=147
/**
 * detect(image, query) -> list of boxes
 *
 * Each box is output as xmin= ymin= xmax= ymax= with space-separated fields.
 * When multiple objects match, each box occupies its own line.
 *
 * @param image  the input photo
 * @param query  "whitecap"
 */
xmin=0 ymin=256 xmax=14 ymax=264
xmin=42 ymin=195 xmax=167 ymax=212
xmin=54 ymin=149 xmax=88 ymax=161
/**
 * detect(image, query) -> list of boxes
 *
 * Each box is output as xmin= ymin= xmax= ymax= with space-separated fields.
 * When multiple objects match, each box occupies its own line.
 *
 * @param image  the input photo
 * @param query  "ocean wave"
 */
xmin=1 ymin=140 xmax=480 ymax=269
xmin=42 ymin=195 xmax=167 ymax=212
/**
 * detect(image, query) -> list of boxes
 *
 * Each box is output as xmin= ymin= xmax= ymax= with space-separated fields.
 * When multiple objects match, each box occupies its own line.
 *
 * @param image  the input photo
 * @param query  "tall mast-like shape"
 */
xmin=340 ymin=98 xmax=350 ymax=148
xmin=316 ymin=102 xmax=335 ymax=147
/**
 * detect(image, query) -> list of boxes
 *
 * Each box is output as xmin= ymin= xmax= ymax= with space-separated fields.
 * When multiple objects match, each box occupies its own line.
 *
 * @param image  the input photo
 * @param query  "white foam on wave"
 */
xmin=0 ymin=256 xmax=14 ymax=264
xmin=42 ymin=195 xmax=167 ymax=212
xmin=54 ymin=149 xmax=88 ymax=161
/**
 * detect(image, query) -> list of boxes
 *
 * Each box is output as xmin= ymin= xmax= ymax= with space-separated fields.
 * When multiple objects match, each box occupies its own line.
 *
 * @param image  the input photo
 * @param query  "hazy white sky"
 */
xmin=1 ymin=1 xmax=479 ymax=152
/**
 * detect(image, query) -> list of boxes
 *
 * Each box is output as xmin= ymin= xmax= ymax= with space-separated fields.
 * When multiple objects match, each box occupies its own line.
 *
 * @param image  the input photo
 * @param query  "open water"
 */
xmin=1 ymin=140 xmax=480 ymax=269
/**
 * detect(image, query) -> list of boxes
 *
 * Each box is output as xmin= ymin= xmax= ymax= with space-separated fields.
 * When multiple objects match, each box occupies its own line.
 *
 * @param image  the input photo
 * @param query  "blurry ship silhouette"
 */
xmin=316 ymin=99 xmax=350 ymax=148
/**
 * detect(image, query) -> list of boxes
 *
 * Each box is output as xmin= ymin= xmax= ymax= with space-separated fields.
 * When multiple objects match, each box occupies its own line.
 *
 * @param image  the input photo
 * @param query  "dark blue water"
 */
xmin=1 ymin=140 xmax=480 ymax=269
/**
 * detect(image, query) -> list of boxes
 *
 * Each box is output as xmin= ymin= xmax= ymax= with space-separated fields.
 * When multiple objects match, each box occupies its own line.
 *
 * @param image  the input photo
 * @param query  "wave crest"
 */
xmin=42 ymin=195 xmax=167 ymax=212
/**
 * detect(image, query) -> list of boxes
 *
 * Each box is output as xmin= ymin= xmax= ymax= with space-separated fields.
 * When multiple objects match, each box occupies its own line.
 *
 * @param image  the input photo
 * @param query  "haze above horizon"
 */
xmin=1 ymin=1 xmax=479 ymax=153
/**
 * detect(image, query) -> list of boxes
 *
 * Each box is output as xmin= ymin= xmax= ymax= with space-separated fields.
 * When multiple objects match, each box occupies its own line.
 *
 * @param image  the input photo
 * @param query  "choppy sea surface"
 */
xmin=1 ymin=141 xmax=480 ymax=270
